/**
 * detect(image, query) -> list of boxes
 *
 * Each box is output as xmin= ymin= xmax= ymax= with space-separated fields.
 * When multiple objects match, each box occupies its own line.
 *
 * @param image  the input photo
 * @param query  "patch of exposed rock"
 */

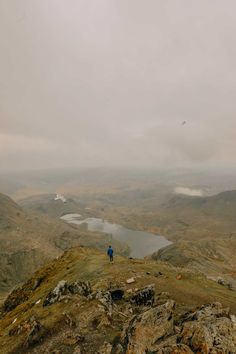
xmin=9 ymin=316 xmax=46 ymax=349
xmin=3 ymin=280 xmax=236 ymax=354
xmin=217 ymin=277 xmax=233 ymax=290
xmin=95 ymin=290 xmax=113 ymax=315
xmin=121 ymin=300 xmax=175 ymax=353
xmin=178 ymin=303 xmax=236 ymax=353
xmin=119 ymin=301 xmax=236 ymax=354
xmin=43 ymin=280 xmax=92 ymax=306
xmin=129 ymin=284 xmax=155 ymax=306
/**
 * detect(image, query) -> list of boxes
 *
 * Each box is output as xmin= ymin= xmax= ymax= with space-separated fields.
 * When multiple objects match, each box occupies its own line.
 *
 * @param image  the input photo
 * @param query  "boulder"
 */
xmin=126 ymin=278 xmax=135 ymax=284
xmin=96 ymin=291 xmax=113 ymax=315
xmin=122 ymin=300 xmax=175 ymax=353
xmin=43 ymin=280 xmax=68 ymax=306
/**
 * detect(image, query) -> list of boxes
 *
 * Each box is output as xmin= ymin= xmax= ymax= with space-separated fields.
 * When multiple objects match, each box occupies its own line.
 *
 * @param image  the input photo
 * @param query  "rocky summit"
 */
xmin=0 ymin=247 xmax=236 ymax=353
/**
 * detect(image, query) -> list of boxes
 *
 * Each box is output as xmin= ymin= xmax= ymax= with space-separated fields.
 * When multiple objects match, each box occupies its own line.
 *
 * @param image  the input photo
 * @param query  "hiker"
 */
xmin=107 ymin=245 xmax=114 ymax=262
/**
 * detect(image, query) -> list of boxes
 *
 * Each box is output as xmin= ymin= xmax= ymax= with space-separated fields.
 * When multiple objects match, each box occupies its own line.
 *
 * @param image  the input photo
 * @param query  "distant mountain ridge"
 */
xmin=18 ymin=194 xmax=82 ymax=218
xmin=146 ymin=189 xmax=236 ymax=243
xmin=149 ymin=190 xmax=236 ymax=286
xmin=166 ymin=189 xmax=236 ymax=212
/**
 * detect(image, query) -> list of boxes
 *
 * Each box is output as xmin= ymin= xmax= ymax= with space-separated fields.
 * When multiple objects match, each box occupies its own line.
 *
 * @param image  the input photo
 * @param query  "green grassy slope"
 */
xmin=1 ymin=246 xmax=236 ymax=353
xmin=0 ymin=193 xmax=129 ymax=294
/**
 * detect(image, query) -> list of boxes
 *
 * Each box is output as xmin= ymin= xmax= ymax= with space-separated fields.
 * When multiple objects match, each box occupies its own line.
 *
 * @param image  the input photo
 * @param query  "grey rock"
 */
xmin=193 ymin=302 xmax=230 ymax=321
xmin=217 ymin=278 xmax=233 ymax=290
xmin=43 ymin=280 xmax=92 ymax=306
xmin=122 ymin=300 xmax=175 ymax=353
xmin=179 ymin=303 xmax=236 ymax=353
xmin=122 ymin=301 xmax=236 ymax=353
xmin=68 ymin=280 xmax=92 ymax=296
xmin=43 ymin=280 xmax=68 ymax=306
xmin=96 ymin=291 xmax=113 ymax=315
xmin=130 ymin=284 xmax=155 ymax=306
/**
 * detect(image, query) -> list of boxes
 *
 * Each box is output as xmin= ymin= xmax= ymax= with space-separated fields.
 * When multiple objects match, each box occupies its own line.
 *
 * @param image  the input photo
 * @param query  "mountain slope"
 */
xmin=151 ymin=237 xmax=236 ymax=281
xmin=164 ymin=190 xmax=236 ymax=216
xmin=154 ymin=190 xmax=236 ymax=241
xmin=151 ymin=190 xmax=236 ymax=283
xmin=0 ymin=193 xmax=129 ymax=294
xmin=18 ymin=194 xmax=82 ymax=218
xmin=0 ymin=193 xmax=22 ymax=229
xmin=0 ymin=247 xmax=236 ymax=353
xmin=77 ymin=189 xmax=236 ymax=246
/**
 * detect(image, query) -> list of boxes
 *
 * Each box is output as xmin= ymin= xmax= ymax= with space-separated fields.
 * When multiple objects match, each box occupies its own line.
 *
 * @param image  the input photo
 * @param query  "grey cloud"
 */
xmin=0 ymin=0 xmax=236 ymax=170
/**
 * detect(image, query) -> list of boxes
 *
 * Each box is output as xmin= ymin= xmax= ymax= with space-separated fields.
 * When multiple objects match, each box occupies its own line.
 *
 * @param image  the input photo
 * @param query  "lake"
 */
xmin=61 ymin=214 xmax=172 ymax=258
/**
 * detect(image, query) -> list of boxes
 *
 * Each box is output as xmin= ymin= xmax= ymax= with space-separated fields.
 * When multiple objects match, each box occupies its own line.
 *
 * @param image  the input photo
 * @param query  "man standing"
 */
xmin=107 ymin=245 xmax=114 ymax=263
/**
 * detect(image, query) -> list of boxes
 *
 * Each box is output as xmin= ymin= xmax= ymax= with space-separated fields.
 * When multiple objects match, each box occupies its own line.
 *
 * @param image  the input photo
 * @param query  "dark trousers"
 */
xmin=109 ymin=255 xmax=113 ymax=262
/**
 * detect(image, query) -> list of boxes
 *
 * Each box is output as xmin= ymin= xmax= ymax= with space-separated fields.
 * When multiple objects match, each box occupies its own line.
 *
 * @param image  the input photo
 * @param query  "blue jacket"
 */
xmin=107 ymin=247 xmax=113 ymax=256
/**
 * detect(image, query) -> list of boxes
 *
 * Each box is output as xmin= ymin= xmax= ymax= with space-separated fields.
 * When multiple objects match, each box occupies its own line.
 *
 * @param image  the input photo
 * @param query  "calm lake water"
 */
xmin=61 ymin=214 xmax=172 ymax=258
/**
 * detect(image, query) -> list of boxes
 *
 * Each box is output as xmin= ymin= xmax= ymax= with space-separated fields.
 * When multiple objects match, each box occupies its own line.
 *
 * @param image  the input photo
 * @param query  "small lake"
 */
xmin=61 ymin=214 xmax=172 ymax=258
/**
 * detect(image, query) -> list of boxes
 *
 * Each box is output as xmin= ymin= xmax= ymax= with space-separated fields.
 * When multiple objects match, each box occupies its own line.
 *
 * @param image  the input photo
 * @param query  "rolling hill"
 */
xmin=18 ymin=194 xmax=83 ymax=218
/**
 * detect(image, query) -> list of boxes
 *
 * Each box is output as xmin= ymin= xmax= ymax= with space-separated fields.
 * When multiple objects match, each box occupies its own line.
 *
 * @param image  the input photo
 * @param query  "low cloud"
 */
xmin=1 ymin=1 xmax=236 ymax=171
xmin=174 ymin=187 xmax=204 ymax=197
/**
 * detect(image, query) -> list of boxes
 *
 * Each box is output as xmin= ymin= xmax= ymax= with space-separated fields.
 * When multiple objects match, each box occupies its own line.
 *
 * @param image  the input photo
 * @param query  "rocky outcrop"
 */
xmin=121 ymin=302 xmax=236 ymax=354
xmin=7 ymin=278 xmax=236 ymax=353
xmin=217 ymin=277 xmax=233 ymax=290
xmin=179 ymin=303 xmax=236 ymax=353
xmin=122 ymin=300 xmax=175 ymax=353
xmin=95 ymin=290 xmax=113 ymax=315
xmin=129 ymin=284 xmax=155 ymax=306
xmin=2 ymin=246 xmax=236 ymax=354
xmin=43 ymin=280 xmax=92 ymax=306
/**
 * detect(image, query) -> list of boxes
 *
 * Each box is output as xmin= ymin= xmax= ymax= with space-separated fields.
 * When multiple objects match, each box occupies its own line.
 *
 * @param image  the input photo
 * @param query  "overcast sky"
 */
xmin=1 ymin=0 xmax=236 ymax=171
